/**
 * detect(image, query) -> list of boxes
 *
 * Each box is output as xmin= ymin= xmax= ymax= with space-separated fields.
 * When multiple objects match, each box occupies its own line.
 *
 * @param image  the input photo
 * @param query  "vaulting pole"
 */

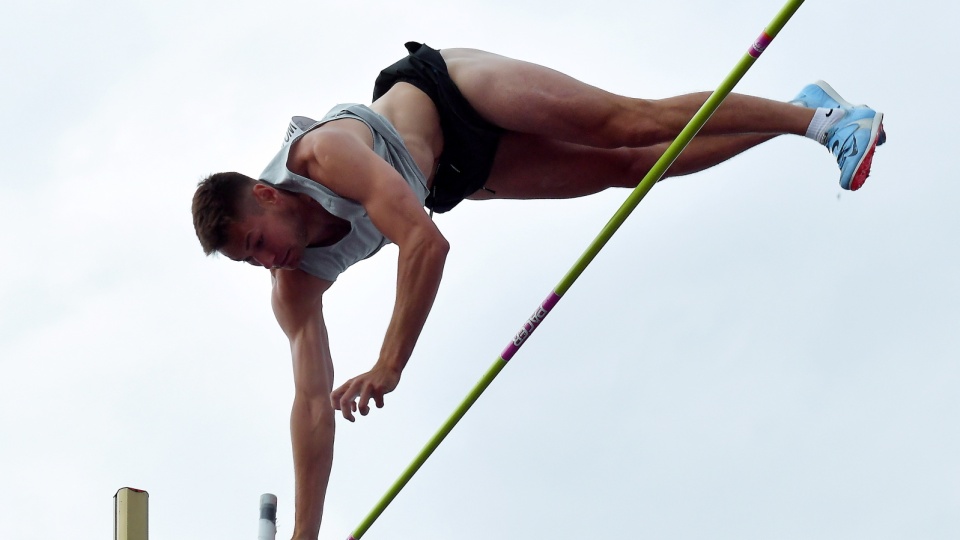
xmin=348 ymin=1 xmax=806 ymax=538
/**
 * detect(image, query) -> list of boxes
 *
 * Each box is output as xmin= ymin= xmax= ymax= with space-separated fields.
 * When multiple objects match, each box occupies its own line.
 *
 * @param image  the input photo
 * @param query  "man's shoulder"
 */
xmin=289 ymin=120 xmax=376 ymax=174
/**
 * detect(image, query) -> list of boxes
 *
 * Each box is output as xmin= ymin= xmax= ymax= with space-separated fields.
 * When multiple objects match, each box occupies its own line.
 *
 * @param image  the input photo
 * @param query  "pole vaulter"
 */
xmin=345 ymin=1 xmax=809 ymax=538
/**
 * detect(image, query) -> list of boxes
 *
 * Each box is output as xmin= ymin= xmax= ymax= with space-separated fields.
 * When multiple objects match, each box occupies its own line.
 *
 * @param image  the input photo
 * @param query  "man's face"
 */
xmin=220 ymin=187 xmax=307 ymax=270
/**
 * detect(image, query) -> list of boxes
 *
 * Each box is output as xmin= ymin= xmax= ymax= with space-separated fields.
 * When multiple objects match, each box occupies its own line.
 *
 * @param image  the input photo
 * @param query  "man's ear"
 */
xmin=251 ymin=183 xmax=279 ymax=206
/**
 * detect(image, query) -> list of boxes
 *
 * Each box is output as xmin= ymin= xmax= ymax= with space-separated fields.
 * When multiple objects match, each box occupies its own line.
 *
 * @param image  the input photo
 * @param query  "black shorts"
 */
xmin=373 ymin=42 xmax=503 ymax=213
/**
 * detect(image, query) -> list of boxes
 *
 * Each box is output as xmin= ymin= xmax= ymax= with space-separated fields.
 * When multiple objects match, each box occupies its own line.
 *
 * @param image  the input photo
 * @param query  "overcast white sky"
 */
xmin=2 ymin=0 xmax=957 ymax=539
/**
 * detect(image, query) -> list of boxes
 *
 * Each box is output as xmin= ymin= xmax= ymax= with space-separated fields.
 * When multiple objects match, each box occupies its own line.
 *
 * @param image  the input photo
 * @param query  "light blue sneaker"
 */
xmin=824 ymin=107 xmax=884 ymax=191
xmin=790 ymin=80 xmax=856 ymax=109
xmin=791 ymin=80 xmax=886 ymax=146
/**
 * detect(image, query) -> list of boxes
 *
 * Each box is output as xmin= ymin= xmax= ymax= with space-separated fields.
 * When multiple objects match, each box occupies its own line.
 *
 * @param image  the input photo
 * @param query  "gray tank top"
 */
xmin=259 ymin=104 xmax=430 ymax=281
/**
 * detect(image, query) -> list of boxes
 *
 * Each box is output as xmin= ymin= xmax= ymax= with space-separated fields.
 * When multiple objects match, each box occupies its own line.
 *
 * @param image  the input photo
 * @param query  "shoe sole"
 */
xmin=849 ymin=113 xmax=884 ymax=191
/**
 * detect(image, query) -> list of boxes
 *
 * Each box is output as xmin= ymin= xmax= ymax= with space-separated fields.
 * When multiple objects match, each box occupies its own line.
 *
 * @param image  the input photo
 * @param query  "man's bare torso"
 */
xmin=286 ymin=48 xmax=494 ymax=191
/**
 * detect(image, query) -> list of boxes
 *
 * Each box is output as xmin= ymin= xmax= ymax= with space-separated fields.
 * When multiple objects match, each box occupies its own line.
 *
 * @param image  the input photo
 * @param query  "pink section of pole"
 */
xmin=749 ymin=31 xmax=773 ymax=57
xmin=500 ymin=291 xmax=562 ymax=361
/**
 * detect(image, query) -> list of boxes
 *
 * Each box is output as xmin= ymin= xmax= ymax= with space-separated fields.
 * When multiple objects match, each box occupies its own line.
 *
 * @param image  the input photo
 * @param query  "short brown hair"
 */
xmin=191 ymin=172 xmax=258 ymax=255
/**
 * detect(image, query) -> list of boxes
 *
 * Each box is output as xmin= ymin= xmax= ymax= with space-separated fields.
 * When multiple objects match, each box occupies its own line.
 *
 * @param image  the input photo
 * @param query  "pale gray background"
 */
xmin=2 ymin=0 xmax=956 ymax=539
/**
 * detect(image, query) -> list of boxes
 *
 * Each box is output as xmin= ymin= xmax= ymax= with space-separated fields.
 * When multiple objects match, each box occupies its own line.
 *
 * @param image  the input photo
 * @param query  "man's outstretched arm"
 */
xmin=271 ymin=268 xmax=336 ymax=540
xmin=297 ymin=127 xmax=450 ymax=420
xmin=332 ymin=216 xmax=449 ymax=420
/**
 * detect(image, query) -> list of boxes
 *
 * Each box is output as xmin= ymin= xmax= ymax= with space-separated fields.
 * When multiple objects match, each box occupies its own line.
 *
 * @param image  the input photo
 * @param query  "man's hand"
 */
xmin=331 ymin=364 xmax=402 ymax=421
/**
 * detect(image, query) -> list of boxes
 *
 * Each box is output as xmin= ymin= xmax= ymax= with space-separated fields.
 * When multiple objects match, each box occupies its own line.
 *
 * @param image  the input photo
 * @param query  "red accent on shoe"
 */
xmin=850 ymin=123 xmax=882 ymax=191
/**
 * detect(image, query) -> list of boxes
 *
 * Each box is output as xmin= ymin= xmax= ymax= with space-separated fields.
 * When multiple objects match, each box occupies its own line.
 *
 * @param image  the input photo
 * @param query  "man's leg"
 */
xmin=444 ymin=48 xmax=883 ymax=192
xmin=473 ymin=132 xmax=776 ymax=200
xmin=441 ymin=48 xmax=812 ymax=149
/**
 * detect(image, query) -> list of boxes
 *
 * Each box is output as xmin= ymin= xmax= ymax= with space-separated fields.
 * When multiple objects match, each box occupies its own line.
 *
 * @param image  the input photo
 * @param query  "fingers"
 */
xmin=331 ymin=376 xmax=385 ymax=422
xmin=330 ymin=381 xmax=357 ymax=422
xmin=358 ymin=385 xmax=373 ymax=416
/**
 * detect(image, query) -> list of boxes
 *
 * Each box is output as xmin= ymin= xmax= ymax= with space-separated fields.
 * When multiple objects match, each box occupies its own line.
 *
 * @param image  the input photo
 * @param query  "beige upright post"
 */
xmin=114 ymin=487 xmax=149 ymax=540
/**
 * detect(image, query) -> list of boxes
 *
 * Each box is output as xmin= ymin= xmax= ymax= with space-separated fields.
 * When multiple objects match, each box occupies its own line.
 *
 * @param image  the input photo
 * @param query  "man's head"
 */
xmin=192 ymin=172 xmax=307 ymax=269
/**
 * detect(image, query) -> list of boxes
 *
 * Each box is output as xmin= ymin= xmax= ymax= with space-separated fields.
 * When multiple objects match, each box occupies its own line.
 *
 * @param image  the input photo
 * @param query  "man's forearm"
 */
xmin=290 ymin=390 xmax=335 ymax=540
xmin=378 ymin=234 xmax=449 ymax=373
xmin=273 ymin=272 xmax=336 ymax=540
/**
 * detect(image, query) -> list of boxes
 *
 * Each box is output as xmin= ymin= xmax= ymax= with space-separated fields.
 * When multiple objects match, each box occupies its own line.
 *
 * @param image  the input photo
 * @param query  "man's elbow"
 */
xmin=414 ymin=228 xmax=450 ymax=263
xmin=397 ymin=226 xmax=449 ymax=274
xmin=292 ymin=392 xmax=336 ymax=438
xmin=427 ymin=234 xmax=450 ymax=272
xmin=429 ymin=232 xmax=450 ymax=259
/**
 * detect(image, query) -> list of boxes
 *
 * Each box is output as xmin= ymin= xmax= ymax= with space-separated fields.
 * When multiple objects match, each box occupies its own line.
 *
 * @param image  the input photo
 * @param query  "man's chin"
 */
xmin=286 ymin=248 xmax=302 ymax=269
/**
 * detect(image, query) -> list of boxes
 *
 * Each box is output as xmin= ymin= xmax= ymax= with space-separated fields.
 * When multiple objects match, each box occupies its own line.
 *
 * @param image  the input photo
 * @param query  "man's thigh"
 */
xmin=473 ymin=132 xmax=658 ymax=200
xmin=442 ymin=48 xmax=640 ymax=148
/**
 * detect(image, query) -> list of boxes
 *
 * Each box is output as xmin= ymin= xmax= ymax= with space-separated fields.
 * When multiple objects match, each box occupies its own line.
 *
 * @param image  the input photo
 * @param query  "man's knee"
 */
xmin=593 ymin=98 xmax=663 ymax=148
xmin=621 ymin=146 xmax=662 ymax=186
